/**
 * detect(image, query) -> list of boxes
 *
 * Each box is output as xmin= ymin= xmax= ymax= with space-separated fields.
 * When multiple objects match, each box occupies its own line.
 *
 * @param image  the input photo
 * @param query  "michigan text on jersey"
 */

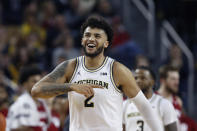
xmin=74 ymin=79 xmax=109 ymax=89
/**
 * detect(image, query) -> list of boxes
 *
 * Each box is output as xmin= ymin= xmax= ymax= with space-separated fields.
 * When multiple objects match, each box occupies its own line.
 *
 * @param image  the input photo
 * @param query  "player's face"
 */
xmin=165 ymin=71 xmax=179 ymax=94
xmin=134 ymin=69 xmax=154 ymax=93
xmin=82 ymin=27 xmax=109 ymax=57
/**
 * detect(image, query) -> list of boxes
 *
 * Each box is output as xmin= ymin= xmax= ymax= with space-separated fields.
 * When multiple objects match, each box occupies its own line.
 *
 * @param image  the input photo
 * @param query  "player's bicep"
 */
xmin=113 ymin=62 xmax=140 ymax=98
xmin=165 ymin=122 xmax=177 ymax=131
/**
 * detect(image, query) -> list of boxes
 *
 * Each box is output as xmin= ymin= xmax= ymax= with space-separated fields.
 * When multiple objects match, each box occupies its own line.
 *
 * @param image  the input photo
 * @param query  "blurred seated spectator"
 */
xmin=44 ymin=14 xmax=71 ymax=70
xmin=108 ymin=40 xmax=143 ymax=69
xmin=52 ymin=0 xmax=69 ymax=14
xmin=6 ymin=66 xmax=60 ymax=131
xmin=0 ymin=25 xmax=7 ymax=52
xmin=158 ymin=65 xmax=197 ymax=131
xmin=111 ymin=16 xmax=131 ymax=48
xmin=41 ymin=1 xmax=57 ymax=29
xmin=51 ymin=95 xmax=69 ymax=131
xmin=135 ymin=54 xmax=150 ymax=67
xmin=160 ymin=44 xmax=189 ymax=108
xmin=0 ymin=81 xmax=10 ymax=117
xmin=1 ymin=0 xmax=30 ymax=25
xmin=63 ymin=0 xmax=88 ymax=46
xmin=78 ymin=0 xmax=97 ymax=16
xmin=52 ymin=35 xmax=80 ymax=67
xmin=21 ymin=11 xmax=46 ymax=44
xmin=94 ymin=0 xmax=115 ymax=20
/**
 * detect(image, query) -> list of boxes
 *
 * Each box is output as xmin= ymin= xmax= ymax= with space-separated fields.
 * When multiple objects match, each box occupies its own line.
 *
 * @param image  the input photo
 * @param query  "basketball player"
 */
xmin=123 ymin=66 xmax=178 ymax=131
xmin=31 ymin=15 xmax=162 ymax=131
xmin=6 ymin=66 xmax=60 ymax=131
xmin=158 ymin=65 xmax=197 ymax=131
xmin=158 ymin=65 xmax=182 ymax=118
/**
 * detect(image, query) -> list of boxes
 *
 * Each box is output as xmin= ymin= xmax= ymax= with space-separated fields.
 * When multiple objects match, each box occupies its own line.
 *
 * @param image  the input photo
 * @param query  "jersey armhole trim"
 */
xmin=110 ymin=60 xmax=122 ymax=93
xmin=69 ymin=57 xmax=79 ymax=83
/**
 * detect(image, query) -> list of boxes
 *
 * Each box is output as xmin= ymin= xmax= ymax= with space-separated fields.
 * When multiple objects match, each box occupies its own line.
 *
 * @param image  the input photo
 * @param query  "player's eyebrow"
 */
xmin=94 ymin=33 xmax=101 ymax=37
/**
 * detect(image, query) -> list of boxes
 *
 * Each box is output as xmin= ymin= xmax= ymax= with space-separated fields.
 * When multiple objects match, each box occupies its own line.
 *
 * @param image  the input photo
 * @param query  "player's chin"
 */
xmin=85 ymin=48 xmax=96 ymax=54
xmin=85 ymin=51 xmax=99 ymax=57
xmin=173 ymin=89 xmax=178 ymax=94
xmin=85 ymin=53 xmax=97 ymax=57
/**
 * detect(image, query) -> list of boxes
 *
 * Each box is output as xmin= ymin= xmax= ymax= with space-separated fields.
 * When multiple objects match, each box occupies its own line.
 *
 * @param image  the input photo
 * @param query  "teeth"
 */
xmin=87 ymin=43 xmax=95 ymax=48
xmin=88 ymin=44 xmax=95 ymax=46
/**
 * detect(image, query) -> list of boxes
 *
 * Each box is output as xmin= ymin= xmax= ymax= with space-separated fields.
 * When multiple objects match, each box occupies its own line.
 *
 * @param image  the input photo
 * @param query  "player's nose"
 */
xmin=89 ymin=35 xmax=95 ymax=41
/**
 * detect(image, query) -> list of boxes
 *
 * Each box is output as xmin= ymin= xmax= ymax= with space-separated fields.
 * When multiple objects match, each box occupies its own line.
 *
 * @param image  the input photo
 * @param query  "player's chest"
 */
xmin=125 ymin=103 xmax=159 ymax=120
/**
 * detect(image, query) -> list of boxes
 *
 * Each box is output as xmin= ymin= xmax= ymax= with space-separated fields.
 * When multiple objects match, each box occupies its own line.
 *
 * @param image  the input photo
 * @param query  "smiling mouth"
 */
xmin=87 ymin=43 xmax=96 ymax=48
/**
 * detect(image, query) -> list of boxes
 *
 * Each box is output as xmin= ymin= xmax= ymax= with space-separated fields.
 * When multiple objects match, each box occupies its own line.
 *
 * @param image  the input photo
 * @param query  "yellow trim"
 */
xmin=69 ymin=57 xmax=79 ymax=83
xmin=110 ymin=60 xmax=122 ymax=93
xmin=82 ymin=56 xmax=108 ymax=72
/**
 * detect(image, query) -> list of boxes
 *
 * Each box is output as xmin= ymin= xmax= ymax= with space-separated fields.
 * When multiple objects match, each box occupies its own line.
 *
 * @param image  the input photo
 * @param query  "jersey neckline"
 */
xmin=82 ymin=56 xmax=109 ymax=72
xmin=149 ymin=93 xmax=156 ymax=103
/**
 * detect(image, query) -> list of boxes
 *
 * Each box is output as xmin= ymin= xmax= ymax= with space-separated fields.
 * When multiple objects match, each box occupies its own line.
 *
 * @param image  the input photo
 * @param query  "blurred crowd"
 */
xmin=0 ymin=0 xmax=196 ymax=131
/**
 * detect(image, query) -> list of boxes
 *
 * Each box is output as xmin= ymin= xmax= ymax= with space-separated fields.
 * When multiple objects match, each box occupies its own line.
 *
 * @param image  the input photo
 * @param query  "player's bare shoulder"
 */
xmin=113 ymin=61 xmax=140 ymax=98
xmin=113 ymin=61 xmax=133 ymax=85
xmin=65 ymin=58 xmax=78 ymax=82
xmin=41 ymin=58 xmax=77 ymax=83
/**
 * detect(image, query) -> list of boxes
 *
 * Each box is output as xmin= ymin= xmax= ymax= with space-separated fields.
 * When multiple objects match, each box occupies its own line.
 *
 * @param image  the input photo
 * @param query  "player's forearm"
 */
xmin=11 ymin=126 xmax=34 ymax=131
xmin=165 ymin=122 xmax=177 ymax=131
xmin=31 ymin=82 xmax=73 ymax=98
xmin=131 ymin=91 xmax=163 ymax=131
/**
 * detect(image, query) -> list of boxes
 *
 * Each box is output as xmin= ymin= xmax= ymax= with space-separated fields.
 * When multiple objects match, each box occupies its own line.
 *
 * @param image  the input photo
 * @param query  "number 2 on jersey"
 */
xmin=84 ymin=95 xmax=94 ymax=107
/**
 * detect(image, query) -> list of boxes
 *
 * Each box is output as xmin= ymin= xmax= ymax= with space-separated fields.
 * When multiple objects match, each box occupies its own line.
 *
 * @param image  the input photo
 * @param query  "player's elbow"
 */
xmin=31 ymin=84 xmax=41 ymax=98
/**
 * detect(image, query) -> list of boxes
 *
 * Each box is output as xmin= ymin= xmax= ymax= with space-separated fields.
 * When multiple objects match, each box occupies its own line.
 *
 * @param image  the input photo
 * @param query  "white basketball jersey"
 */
xmin=68 ymin=56 xmax=123 ymax=131
xmin=123 ymin=93 xmax=177 ymax=131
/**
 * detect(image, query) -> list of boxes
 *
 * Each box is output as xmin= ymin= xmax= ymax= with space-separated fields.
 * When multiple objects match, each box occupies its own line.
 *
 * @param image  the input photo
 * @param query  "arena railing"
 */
xmin=131 ymin=0 xmax=155 ymax=58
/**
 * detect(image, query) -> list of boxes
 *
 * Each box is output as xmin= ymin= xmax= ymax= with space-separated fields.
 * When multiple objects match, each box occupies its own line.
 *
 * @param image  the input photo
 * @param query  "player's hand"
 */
xmin=71 ymin=84 xmax=103 ymax=97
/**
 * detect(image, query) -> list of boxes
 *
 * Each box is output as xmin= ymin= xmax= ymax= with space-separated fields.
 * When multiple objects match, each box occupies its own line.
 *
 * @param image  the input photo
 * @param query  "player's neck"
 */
xmin=144 ymin=88 xmax=153 ymax=99
xmin=158 ymin=85 xmax=173 ymax=98
xmin=84 ymin=53 xmax=106 ymax=69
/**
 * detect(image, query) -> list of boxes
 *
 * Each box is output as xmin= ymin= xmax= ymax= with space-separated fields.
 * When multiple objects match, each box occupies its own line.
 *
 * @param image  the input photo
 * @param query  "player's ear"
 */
xmin=81 ymin=38 xmax=85 ymax=46
xmin=150 ymin=79 xmax=155 ymax=87
xmin=104 ymin=41 xmax=109 ymax=48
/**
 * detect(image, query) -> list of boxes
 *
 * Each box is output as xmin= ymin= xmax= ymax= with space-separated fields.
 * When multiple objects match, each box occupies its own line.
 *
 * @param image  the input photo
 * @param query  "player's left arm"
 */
xmin=113 ymin=61 xmax=140 ymax=98
xmin=165 ymin=123 xmax=177 ymax=131
xmin=113 ymin=61 xmax=163 ymax=131
xmin=160 ymin=98 xmax=178 ymax=131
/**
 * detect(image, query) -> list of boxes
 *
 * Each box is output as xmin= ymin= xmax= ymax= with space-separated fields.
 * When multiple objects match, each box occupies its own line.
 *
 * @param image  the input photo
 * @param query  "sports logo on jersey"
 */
xmin=77 ymin=71 xmax=81 ymax=76
xmin=100 ymin=72 xmax=107 ymax=76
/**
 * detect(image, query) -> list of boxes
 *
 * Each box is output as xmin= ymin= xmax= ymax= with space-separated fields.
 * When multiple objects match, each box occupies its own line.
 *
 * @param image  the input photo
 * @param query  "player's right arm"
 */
xmin=113 ymin=61 xmax=163 ymax=131
xmin=31 ymin=59 xmax=101 ymax=99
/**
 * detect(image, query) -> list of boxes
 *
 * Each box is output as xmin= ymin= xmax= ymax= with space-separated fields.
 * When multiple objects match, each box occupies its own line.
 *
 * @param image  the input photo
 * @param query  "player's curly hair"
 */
xmin=80 ymin=15 xmax=114 ymax=47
